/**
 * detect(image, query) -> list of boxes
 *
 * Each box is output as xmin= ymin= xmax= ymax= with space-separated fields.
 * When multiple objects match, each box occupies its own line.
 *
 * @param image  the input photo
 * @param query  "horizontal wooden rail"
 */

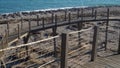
xmin=68 ymin=27 xmax=93 ymax=34
xmin=0 ymin=35 xmax=59 ymax=52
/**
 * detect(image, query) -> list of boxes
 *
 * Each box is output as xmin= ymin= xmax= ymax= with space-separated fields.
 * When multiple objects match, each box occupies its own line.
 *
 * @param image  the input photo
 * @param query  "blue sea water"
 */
xmin=0 ymin=0 xmax=120 ymax=14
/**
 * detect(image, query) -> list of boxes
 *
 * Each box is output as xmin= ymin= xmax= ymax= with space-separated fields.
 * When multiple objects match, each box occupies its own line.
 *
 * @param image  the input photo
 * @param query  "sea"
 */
xmin=0 ymin=0 xmax=120 ymax=14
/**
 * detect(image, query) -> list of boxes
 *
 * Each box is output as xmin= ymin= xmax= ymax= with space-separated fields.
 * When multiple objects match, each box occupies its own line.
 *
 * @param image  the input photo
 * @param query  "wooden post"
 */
xmin=52 ymin=15 xmax=57 ymax=57
xmin=64 ymin=10 xmax=67 ymax=21
xmin=5 ymin=29 xmax=8 ymax=47
xmin=94 ymin=10 xmax=97 ymax=20
xmin=91 ymin=26 xmax=99 ymax=61
xmin=92 ymin=8 xmax=94 ymax=17
xmin=28 ymin=19 xmax=31 ymax=32
xmin=51 ymin=12 xmax=54 ymax=23
xmin=37 ymin=15 xmax=39 ymax=26
xmin=81 ymin=8 xmax=83 ymax=20
xmin=7 ymin=22 xmax=9 ymax=36
xmin=17 ymin=24 xmax=20 ymax=39
xmin=42 ymin=17 xmax=45 ymax=30
xmin=118 ymin=31 xmax=120 ymax=54
xmin=77 ymin=9 xmax=80 ymax=19
xmin=77 ymin=22 xmax=82 ymax=45
xmin=61 ymin=33 xmax=68 ymax=68
xmin=23 ymin=34 xmax=30 ymax=59
xmin=68 ymin=13 xmax=71 ymax=24
xmin=20 ymin=17 xmax=23 ymax=30
xmin=105 ymin=8 xmax=109 ymax=51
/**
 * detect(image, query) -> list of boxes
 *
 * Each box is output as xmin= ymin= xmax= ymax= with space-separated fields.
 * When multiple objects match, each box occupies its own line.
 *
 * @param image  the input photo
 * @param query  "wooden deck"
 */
xmin=79 ymin=55 xmax=120 ymax=68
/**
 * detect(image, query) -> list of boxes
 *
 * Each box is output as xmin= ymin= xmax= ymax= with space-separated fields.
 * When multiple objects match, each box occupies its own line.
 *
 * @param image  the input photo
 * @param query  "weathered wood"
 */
xmin=42 ymin=17 xmax=45 ymax=30
xmin=51 ymin=12 xmax=54 ymax=23
xmin=5 ymin=29 xmax=8 ymax=47
xmin=105 ymin=8 xmax=109 ymax=51
xmin=64 ymin=10 xmax=67 ymax=21
xmin=17 ymin=24 xmax=20 ymax=39
xmin=6 ymin=22 xmax=9 ymax=36
xmin=52 ymin=14 xmax=57 ymax=57
xmin=81 ymin=8 xmax=83 ymax=20
xmin=91 ymin=26 xmax=99 ymax=61
xmin=94 ymin=10 xmax=97 ymax=20
xmin=77 ymin=9 xmax=80 ymax=19
xmin=23 ymin=34 xmax=30 ymax=58
xmin=61 ymin=33 xmax=68 ymax=68
xmin=37 ymin=15 xmax=39 ymax=26
xmin=28 ymin=19 xmax=31 ymax=32
xmin=68 ymin=13 xmax=71 ymax=23
xmin=92 ymin=8 xmax=94 ymax=17
xmin=20 ymin=17 xmax=23 ymax=30
xmin=118 ymin=31 xmax=120 ymax=54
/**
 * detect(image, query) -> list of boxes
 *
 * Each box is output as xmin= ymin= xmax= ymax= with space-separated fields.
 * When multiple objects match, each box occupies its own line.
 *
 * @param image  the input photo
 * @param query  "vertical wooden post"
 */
xmin=94 ymin=10 xmax=97 ymax=20
xmin=7 ymin=22 xmax=9 ymax=36
xmin=42 ymin=17 xmax=45 ymax=30
xmin=5 ymin=29 xmax=8 ymax=47
xmin=37 ymin=15 xmax=39 ymax=26
xmin=20 ymin=17 xmax=23 ymax=30
xmin=52 ymin=15 xmax=57 ymax=57
xmin=118 ymin=31 xmax=120 ymax=54
xmin=77 ymin=9 xmax=80 ymax=19
xmin=17 ymin=24 xmax=20 ymax=39
xmin=91 ymin=26 xmax=99 ymax=61
xmin=77 ymin=22 xmax=82 ymax=45
xmin=105 ymin=8 xmax=109 ymax=51
xmin=23 ymin=34 xmax=30 ymax=59
xmin=28 ymin=19 xmax=31 ymax=32
xmin=81 ymin=8 xmax=83 ymax=20
xmin=68 ymin=13 xmax=71 ymax=24
xmin=92 ymin=8 xmax=94 ymax=17
xmin=61 ymin=33 xmax=68 ymax=68
xmin=51 ymin=12 xmax=54 ymax=23
xmin=64 ymin=10 xmax=67 ymax=21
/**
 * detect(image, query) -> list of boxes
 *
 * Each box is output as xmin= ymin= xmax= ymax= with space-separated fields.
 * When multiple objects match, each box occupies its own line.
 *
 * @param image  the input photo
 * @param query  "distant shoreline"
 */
xmin=1 ymin=5 xmax=120 ymax=15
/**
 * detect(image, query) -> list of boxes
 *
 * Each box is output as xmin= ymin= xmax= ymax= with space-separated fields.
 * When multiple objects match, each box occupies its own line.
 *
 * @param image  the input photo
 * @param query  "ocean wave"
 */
xmin=1 ymin=6 xmax=88 ymax=15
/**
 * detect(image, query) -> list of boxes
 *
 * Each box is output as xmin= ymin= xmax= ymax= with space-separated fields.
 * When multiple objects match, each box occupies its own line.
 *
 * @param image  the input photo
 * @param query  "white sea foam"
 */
xmin=1 ymin=6 xmax=89 ymax=15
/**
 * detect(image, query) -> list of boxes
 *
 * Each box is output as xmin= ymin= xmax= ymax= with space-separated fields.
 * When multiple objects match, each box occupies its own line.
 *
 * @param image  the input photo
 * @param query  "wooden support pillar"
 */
xmin=61 ymin=33 xmax=68 ymax=68
xmin=5 ymin=29 xmax=8 ymax=47
xmin=94 ymin=10 xmax=97 ymax=20
xmin=64 ymin=10 xmax=67 ymax=21
xmin=81 ymin=8 xmax=83 ymax=20
xmin=20 ymin=17 xmax=23 ymax=30
xmin=52 ymin=15 xmax=57 ymax=57
xmin=68 ymin=13 xmax=71 ymax=24
xmin=118 ymin=31 xmax=120 ymax=54
xmin=42 ymin=17 xmax=45 ymax=30
xmin=77 ymin=9 xmax=80 ymax=19
xmin=7 ymin=22 xmax=9 ymax=36
xmin=91 ymin=26 xmax=99 ymax=61
xmin=28 ymin=19 xmax=31 ymax=32
xmin=104 ymin=8 xmax=109 ymax=51
xmin=51 ymin=12 xmax=54 ymax=23
xmin=37 ymin=15 xmax=39 ymax=26
xmin=23 ymin=34 xmax=30 ymax=59
xmin=17 ymin=24 xmax=20 ymax=39
xmin=92 ymin=8 xmax=94 ymax=17
xmin=77 ymin=22 xmax=82 ymax=45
